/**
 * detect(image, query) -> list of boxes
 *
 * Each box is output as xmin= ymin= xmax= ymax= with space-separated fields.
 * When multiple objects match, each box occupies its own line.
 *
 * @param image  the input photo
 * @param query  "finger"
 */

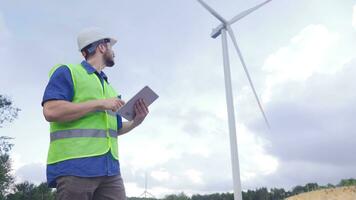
xmin=115 ymin=100 xmax=123 ymax=108
xmin=137 ymin=100 xmax=147 ymax=114
xmin=139 ymin=99 xmax=149 ymax=114
xmin=135 ymin=101 xmax=145 ymax=116
xmin=138 ymin=104 xmax=147 ymax=118
xmin=118 ymin=102 xmax=124 ymax=108
xmin=141 ymin=99 xmax=149 ymax=114
xmin=134 ymin=104 xmax=141 ymax=118
xmin=112 ymin=105 xmax=119 ymax=112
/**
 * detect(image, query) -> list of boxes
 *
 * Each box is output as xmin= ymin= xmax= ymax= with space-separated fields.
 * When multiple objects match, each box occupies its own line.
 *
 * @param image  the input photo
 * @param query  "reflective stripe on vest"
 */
xmin=50 ymin=129 xmax=118 ymax=142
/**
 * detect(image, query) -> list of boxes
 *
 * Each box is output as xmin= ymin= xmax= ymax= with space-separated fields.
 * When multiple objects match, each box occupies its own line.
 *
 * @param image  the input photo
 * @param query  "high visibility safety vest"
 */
xmin=47 ymin=64 xmax=120 ymax=164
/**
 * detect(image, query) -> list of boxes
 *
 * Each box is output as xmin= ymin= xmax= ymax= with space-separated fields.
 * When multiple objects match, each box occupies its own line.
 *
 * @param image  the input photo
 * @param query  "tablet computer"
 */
xmin=117 ymin=86 xmax=159 ymax=121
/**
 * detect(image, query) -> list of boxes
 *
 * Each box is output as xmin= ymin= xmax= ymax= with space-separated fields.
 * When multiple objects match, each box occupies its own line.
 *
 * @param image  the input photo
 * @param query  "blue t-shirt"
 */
xmin=42 ymin=61 xmax=122 ymax=188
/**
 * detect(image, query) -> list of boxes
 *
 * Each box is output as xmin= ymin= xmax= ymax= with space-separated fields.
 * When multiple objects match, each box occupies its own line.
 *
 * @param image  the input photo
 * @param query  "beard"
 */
xmin=103 ymin=51 xmax=115 ymax=67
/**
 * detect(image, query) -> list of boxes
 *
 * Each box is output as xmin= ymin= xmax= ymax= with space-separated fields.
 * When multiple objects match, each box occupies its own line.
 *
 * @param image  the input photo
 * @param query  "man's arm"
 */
xmin=118 ymin=121 xmax=136 ymax=136
xmin=43 ymin=98 xmax=125 ymax=122
xmin=118 ymin=99 xmax=149 ymax=135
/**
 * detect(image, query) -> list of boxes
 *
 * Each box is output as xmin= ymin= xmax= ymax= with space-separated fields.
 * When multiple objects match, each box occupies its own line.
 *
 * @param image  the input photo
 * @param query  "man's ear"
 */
xmin=81 ymin=51 xmax=87 ymax=58
xmin=98 ymin=43 xmax=106 ymax=53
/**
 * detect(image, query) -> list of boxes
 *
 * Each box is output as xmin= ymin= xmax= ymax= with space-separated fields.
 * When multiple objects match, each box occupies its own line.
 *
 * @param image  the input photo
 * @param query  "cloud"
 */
xmin=353 ymin=5 xmax=356 ymax=30
xmin=120 ymin=116 xmax=278 ymax=196
xmin=262 ymin=24 xmax=340 ymax=102
xmin=245 ymin=160 xmax=356 ymax=190
xmin=0 ymin=13 xmax=10 ymax=40
xmin=267 ymin=58 xmax=356 ymax=163
xmin=151 ymin=169 xmax=171 ymax=182
xmin=0 ymin=13 xmax=12 ymax=55
xmin=249 ymin=58 xmax=356 ymax=188
xmin=237 ymin=22 xmax=356 ymax=189
xmin=14 ymin=163 xmax=46 ymax=184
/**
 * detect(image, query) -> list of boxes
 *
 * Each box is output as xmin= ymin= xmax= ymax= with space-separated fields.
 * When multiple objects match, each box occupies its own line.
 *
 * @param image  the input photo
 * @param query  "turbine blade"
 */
xmin=226 ymin=26 xmax=271 ymax=129
xmin=147 ymin=192 xmax=155 ymax=198
xmin=229 ymin=0 xmax=272 ymax=25
xmin=196 ymin=0 xmax=227 ymax=24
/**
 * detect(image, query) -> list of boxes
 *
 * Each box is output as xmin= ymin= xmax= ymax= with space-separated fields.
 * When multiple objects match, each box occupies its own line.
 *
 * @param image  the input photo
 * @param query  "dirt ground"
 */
xmin=285 ymin=186 xmax=356 ymax=200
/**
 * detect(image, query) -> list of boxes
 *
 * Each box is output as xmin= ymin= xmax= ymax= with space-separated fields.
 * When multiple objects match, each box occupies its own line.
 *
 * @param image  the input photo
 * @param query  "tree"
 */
xmin=242 ymin=190 xmax=256 ymax=200
xmin=270 ymin=188 xmax=286 ymax=200
xmin=6 ymin=181 xmax=36 ymax=200
xmin=0 ymin=95 xmax=20 ymax=128
xmin=164 ymin=193 xmax=190 ymax=200
xmin=0 ymin=95 xmax=20 ymax=198
xmin=255 ymin=187 xmax=269 ymax=200
xmin=32 ymin=182 xmax=55 ymax=200
xmin=6 ymin=182 xmax=55 ymax=200
xmin=338 ymin=178 xmax=356 ymax=187
xmin=305 ymin=183 xmax=318 ymax=192
xmin=291 ymin=185 xmax=304 ymax=196
xmin=0 ymin=137 xmax=14 ymax=199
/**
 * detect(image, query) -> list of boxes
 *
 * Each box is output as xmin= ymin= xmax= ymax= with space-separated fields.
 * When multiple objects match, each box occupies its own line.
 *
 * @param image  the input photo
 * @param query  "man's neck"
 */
xmin=87 ymin=59 xmax=105 ymax=73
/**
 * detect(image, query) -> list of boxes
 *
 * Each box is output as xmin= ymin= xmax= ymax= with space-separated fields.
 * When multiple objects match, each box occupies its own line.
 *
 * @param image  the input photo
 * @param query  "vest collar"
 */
xmin=81 ymin=60 xmax=108 ymax=81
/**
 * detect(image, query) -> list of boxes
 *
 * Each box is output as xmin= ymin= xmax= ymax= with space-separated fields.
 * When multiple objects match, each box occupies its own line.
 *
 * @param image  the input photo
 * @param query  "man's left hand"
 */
xmin=132 ymin=99 xmax=149 ymax=126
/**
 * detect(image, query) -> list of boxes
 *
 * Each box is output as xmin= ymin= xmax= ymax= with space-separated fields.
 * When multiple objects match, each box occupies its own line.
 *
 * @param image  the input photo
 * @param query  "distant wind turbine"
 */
xmin=140 ymin=172 xmax=155 ymax=198
xmin=196 ymin=0 xmax=272 ymax=199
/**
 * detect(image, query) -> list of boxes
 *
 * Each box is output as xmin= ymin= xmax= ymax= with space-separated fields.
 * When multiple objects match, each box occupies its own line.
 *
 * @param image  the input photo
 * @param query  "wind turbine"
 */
xmin=196 ymin=0 xmax=272 ymax=200
xmin=140 ymin=172 xmax=155 ymax=198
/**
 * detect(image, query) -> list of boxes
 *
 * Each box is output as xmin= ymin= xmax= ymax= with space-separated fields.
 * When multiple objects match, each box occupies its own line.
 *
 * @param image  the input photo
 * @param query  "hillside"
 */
xmin=286 ymin=186 xmax=356 ymax=200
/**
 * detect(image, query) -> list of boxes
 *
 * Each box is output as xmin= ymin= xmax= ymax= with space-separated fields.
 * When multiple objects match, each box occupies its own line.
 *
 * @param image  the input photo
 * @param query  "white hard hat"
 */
xmin=77 ymin=27 xmax=117 ymax=51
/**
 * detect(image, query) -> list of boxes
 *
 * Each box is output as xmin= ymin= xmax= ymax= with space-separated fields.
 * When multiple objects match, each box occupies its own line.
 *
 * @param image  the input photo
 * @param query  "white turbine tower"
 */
xmin=196 ymin=0 xmax=272 ymax=200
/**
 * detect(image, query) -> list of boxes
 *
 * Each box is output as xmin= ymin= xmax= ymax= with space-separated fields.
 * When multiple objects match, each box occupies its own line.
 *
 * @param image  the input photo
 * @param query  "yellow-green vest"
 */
xmin=47 ymin=64 xmax=120 ymax=164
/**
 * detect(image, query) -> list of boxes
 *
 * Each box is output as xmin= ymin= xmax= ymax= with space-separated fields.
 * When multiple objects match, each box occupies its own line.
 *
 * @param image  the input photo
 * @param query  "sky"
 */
xmin=0 ymin=0 xmax=355 ymax=197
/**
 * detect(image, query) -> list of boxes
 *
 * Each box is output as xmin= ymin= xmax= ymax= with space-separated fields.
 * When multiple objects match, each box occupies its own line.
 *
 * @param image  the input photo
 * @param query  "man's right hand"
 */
xmin=98 ymin=98 xmax=125 ymax=112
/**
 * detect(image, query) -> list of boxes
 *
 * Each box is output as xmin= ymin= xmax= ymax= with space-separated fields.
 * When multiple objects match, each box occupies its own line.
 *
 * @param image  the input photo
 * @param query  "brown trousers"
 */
xmin=56 ymin=175 xmax=126 ymax=200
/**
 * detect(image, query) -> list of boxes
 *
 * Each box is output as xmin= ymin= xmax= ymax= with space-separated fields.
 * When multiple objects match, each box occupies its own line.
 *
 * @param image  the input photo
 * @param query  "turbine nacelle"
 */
xmin=211 ymin=24 xmax=224 ymax=38
xmin=198 ymin=0 xmax=273 ymax=38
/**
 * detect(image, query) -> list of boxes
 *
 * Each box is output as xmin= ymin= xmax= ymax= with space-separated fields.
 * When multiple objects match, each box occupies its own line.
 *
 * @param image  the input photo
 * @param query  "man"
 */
xmin=42 ymin=27 xmax=149 ymax=200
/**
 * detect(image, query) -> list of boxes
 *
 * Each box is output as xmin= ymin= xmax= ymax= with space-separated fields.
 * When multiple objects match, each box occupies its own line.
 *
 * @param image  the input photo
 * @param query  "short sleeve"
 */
xmin=41 ymin=66 xmax=74 ymax=106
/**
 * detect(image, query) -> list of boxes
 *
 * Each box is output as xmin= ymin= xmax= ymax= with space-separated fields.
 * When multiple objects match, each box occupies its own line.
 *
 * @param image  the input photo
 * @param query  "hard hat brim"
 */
xmin=109 ymin=38 xmax=117 ymax=47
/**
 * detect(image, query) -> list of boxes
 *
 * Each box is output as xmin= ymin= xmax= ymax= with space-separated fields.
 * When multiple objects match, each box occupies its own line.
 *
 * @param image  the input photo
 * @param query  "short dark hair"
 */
xmin=81 ymin=38 xmax=110 ymax=60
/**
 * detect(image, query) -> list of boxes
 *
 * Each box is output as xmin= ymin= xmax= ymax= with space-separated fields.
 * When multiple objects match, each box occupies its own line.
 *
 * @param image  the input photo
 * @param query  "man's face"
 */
xmin=103 ymin=43 xmax=115 ymax=67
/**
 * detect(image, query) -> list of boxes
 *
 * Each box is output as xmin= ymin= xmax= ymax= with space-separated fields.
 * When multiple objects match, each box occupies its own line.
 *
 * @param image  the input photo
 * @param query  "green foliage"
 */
xmin=255 ymin=187 xmax=269 ymax=200
xmin=192 ymin=193 xmax=232 ymax=200
xmin=0 ymin=137 xmax=14 ymax=198
xmin=164 ymin=192 xmax=190 ymax=200
xmin=291 ymin=185 xmax=304 ymax=195
xmin=0 ymin=95 xmax=19 ymax=196
xmin=269 ymin=188 xmax=287 ymax=200
xmin=338 ymin=178 xmax=356 ymax=187
xmin=6 ymin=182 xmax=55 ymax=200
xmin=305 ymin=183 xmax=318 ymax=191
xmin=0 ymin=95 xmax=20 ymax=128
xmin=32 ymin=183 xmax=55 ymax=200
xmin=6 ymin=181 xmax=36 ymax=200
